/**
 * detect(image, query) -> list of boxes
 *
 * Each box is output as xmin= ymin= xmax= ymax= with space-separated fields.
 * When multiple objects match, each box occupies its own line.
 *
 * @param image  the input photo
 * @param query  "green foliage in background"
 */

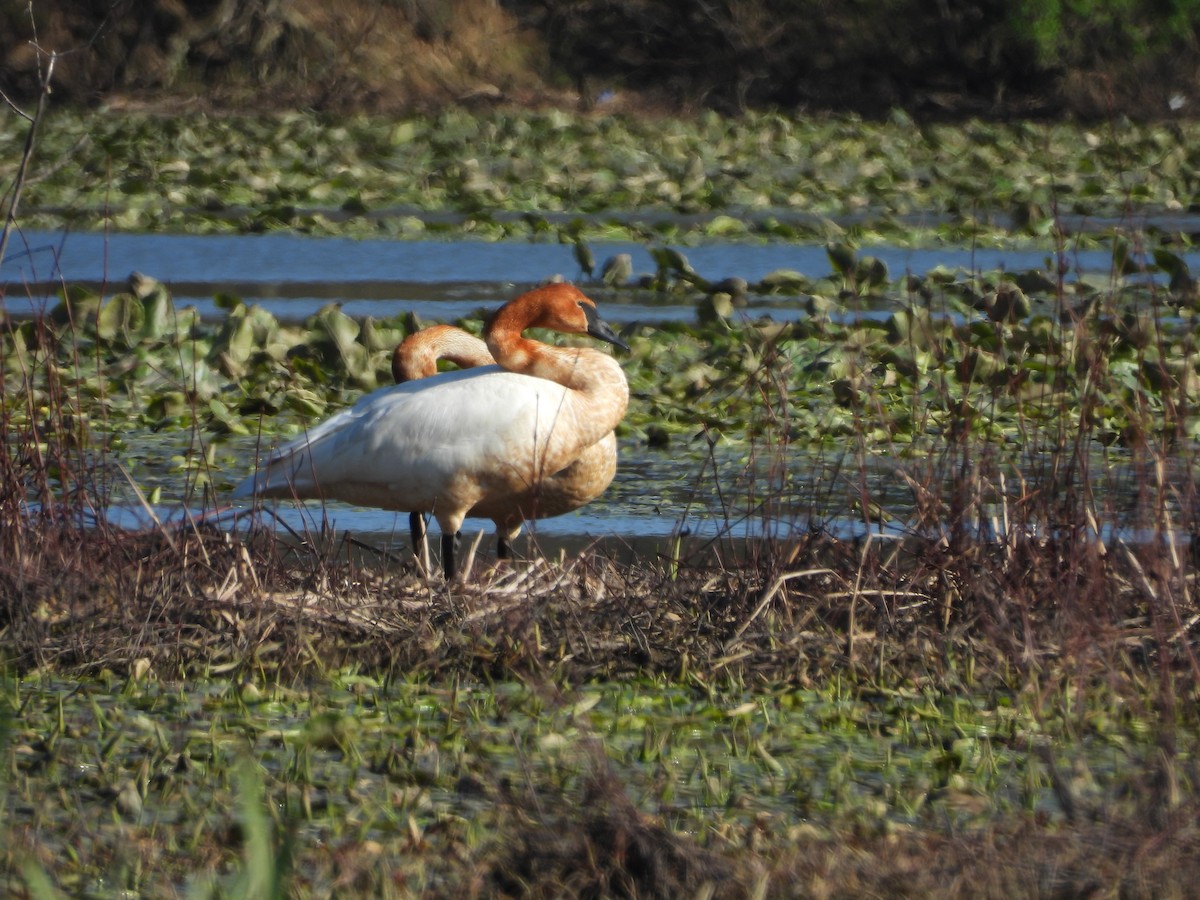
xmin=1012 ymin=0 xmax=1200 ymax=67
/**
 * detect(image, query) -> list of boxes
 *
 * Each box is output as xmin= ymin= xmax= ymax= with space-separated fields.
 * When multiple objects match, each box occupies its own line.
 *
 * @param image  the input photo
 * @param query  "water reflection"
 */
xmin=24 ymin=432 xmax=1166 ymax=567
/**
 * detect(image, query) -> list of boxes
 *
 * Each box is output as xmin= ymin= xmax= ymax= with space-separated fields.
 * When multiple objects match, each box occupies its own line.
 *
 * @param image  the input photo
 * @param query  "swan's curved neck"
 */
xmin=485 ymin=297 xmax=621 ymax=391
xmin=486 ymin=334 xmax=602 ymax=391
xmin=484 ymin=292 xmax=629 ymax=458
xmin=393 ymin=326 xmax=491 ymax=383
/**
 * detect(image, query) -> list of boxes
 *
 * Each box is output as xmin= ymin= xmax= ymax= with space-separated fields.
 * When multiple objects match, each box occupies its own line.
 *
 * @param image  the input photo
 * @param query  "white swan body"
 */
xmin=233 ymin=283 xmax=629 ymax=577
xmin=391 ymin=323 xmax=619 ymax=552
xmin=236 ymin=365 xmax=601 ymax=512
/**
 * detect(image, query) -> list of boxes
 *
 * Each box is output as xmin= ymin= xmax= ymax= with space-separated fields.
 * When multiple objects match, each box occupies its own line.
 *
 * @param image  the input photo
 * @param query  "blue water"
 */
xmin=0 ymin=228 xmax=1161 ymax=325
xmin=1 ymin=229 xmax=1124 ymax=286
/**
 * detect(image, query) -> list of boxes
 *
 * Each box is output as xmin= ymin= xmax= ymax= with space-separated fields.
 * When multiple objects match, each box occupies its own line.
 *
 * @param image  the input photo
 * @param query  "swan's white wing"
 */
xmin=232 ymin=366 xmax=579 ymax=512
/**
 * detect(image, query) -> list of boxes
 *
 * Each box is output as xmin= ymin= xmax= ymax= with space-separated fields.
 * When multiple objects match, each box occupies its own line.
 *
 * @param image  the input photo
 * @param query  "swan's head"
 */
xmin=491 ymin=282 xmax=630 ymax=351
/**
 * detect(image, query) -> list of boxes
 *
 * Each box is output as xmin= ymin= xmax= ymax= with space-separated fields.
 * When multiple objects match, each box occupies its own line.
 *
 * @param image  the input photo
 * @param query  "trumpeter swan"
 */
xmin=392 ymin=323 xmax=618 ymax=560
xmin=233 ymin=283 xmax=629 ymax=578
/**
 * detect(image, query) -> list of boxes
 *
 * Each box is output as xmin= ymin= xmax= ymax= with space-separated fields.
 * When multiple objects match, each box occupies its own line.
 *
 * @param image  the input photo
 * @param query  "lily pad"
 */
xmin=97 ymin=293 xmax=146 ymax=348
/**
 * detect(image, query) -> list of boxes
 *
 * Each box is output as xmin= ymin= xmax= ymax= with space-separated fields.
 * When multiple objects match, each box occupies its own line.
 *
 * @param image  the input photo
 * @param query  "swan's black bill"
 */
xmin=583 ymin=305 xmax=631 ymax=352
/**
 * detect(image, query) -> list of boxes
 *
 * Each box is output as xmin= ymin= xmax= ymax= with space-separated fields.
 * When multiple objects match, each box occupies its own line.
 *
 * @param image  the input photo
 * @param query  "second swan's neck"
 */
xmin=393 ymin=325 xmax=492 ymax=383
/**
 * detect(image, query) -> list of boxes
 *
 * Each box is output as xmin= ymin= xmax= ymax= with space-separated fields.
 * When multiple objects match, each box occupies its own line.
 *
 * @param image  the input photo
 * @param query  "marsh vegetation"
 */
xmin=3 ymin=85 xmax=1200 ymax=900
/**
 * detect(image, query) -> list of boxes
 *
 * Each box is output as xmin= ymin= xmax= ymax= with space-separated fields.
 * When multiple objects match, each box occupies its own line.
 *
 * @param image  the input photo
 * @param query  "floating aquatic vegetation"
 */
xmin=7 ymin=110 xmax=1200 ymax=245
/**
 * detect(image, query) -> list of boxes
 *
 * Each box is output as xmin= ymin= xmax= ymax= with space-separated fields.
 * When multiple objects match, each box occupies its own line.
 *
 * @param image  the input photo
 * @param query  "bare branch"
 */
xmin=0 ymin=86 xmax=34 ymax=121
xmin=0 ymin=47 xmax=56 ymax=274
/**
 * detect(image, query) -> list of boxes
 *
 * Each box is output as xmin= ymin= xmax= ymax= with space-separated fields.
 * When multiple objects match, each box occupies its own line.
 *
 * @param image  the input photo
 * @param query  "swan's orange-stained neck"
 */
xmin=484 ymin=283 xmax=626 ymax=391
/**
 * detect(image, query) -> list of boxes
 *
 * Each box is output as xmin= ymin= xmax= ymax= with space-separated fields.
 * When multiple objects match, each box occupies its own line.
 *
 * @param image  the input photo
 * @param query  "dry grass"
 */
xmin=467 ymin=793 xmax=1200 ymax=899
xmin=2 ymin=0 xmax=569 ymax=115
xmin=295 ymin=0 xmax=548 ymax=112
xmin=2 ymin=497 xmax=1197 ymax=701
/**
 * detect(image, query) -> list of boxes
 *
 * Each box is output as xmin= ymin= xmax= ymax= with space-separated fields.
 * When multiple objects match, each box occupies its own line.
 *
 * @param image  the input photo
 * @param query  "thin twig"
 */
xmin=823 ymin=589 xmax=932 ymax=603
xmin=0 ymin=49 xmax=56 ymax=272
xmin=115 ymin=462 xmax=179 ymax=556
xmin=723 ymin=568 xmax=833 ymax=651
xmin=0 ymin=87 xmax=34 ymax=121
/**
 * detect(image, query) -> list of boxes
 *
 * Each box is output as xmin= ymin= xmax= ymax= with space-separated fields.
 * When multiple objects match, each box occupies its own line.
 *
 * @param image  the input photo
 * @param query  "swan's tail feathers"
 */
xmin=230 ymin=470 xmax=266 ymax=500
xmin=230 ymin=448 xmax=312 ymax=501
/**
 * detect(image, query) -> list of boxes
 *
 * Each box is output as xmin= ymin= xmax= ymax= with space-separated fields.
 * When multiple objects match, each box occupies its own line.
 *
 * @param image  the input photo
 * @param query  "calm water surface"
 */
xmin=1 ymin=228 xmax=1171 ymax=324
xmin=1 ymin=229 xmax=1167 ymax=554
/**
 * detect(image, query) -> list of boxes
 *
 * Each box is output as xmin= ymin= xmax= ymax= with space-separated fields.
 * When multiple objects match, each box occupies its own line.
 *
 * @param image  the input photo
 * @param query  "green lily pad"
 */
xmin=97 ymin=293 xmax=146 ymax=347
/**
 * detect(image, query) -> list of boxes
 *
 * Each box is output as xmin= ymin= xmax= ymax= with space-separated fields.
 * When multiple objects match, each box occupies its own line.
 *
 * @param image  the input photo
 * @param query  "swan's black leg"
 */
xmin=497 ymin=535 xmax=511 ymax=560
xmin=409 ymin=511 xmax=426 ymax=550
xmin=441 ymin=531 xmax=459 ymax=579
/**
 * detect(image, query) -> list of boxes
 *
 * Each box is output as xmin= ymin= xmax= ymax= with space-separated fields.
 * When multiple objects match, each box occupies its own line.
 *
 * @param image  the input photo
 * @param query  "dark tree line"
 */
xmin=2 ymin=0 xmax=1198 ymax=117
xmin=513 ymin=0 xmax=1200 ymax=117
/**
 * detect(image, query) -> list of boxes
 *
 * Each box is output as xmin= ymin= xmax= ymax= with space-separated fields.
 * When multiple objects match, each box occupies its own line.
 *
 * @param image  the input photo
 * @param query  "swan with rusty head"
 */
xmin=232 ymin=283 xmax=629 ymax=578
xmin=391 ymin=323 xmax=619 ymax=561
